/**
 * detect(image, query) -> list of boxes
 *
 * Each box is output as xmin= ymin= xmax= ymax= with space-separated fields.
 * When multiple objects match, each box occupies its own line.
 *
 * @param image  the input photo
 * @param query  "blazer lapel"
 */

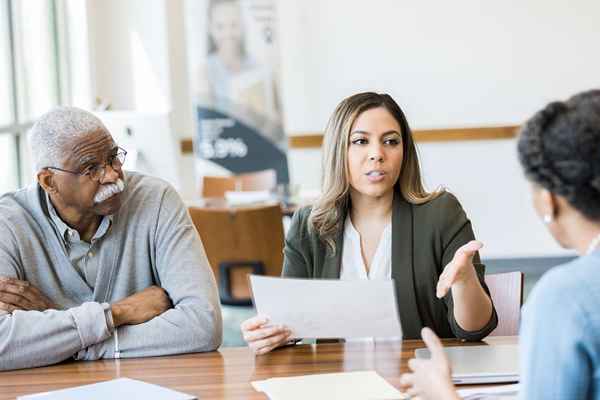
xmin=392 ymin=193 xmax=423 ymax=339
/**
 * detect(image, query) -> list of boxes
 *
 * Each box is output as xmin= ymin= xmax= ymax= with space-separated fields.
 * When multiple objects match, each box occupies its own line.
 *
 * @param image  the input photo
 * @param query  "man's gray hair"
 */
xmin=28 ymin=106 xmax=108 ymax=172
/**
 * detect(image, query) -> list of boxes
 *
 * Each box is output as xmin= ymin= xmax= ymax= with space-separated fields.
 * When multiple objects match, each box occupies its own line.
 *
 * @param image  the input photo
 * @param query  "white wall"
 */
xmin=278 ymin=0 xmax=600 ymax=131
xmin=88 ymin=0 xmax=172 ymax=111
xmin=418 ymin=139 xmax=551 ymax=258
xmin=83 ymin=0 xmax=600 ymax=258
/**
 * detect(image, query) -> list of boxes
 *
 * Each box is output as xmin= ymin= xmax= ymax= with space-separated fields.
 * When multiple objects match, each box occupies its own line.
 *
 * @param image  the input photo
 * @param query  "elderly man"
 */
xmin=0 ymin=107 xmax=222 ymax=370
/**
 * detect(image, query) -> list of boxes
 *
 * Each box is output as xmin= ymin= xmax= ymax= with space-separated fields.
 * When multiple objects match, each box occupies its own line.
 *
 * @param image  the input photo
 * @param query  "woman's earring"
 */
xmin=543 ymin=214 xmax=553 ymax=224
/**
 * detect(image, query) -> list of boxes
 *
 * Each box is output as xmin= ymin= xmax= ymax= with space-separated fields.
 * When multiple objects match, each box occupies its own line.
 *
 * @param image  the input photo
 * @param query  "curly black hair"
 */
xmin=517 ymin=89 xmax=600 ymax=220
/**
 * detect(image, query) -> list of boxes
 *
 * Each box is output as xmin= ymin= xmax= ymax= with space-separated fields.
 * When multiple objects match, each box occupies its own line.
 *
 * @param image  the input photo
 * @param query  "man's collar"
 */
xmin=46 ymin=192 xmax=72 ymax=241
xmin=45 ymin=193 xmax=113 ymax=243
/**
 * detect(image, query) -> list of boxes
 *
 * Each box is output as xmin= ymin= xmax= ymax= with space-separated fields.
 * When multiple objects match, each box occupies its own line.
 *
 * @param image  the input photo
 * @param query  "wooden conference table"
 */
xmin=0 ymin=336 xmax=517 ymax=399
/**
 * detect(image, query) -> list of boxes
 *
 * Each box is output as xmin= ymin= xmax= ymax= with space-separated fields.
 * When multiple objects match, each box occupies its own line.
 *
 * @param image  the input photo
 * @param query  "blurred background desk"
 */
xmin=187 ymin=202 xmax=290 ymax=346
xmin=0 ymin=337 xmax=518 ymax=400
xmin=191 ymin=197 xmax=299 ymax=218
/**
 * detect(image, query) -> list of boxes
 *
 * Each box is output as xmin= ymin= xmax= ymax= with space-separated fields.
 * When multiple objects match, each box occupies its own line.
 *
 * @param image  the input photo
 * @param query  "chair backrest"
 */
xmin=188 ymin=204 xmax=285 ymax=305
xmin=201 ymin=176 xmax=237 ymax=198
xmin=238 ymin=169 xmax=277 ymax=191
xmin=201 ymin=169 xmax=277 ymax=198
xmin=485 ymin=271 xmax=524 ymax=336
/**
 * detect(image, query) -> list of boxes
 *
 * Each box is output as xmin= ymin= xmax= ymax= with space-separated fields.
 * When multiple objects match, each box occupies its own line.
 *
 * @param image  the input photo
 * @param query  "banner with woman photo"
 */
xmin=184 ymin=0 xmax=289 ymax=184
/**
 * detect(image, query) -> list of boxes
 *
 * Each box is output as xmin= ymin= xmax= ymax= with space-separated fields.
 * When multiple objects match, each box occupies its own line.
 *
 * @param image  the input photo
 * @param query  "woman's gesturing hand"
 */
xmin=436 ymin=240 xmax=483 ymax=299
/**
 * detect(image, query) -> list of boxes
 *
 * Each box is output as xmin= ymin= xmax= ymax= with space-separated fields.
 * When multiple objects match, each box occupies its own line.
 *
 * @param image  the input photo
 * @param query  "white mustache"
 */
xmin=94 ymin=179 xmax=126 ymax=204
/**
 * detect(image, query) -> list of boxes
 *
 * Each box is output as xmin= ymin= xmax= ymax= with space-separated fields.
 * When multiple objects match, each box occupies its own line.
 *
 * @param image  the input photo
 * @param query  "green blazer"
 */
xmin=282 ymin=191 xmax=498 ymax=341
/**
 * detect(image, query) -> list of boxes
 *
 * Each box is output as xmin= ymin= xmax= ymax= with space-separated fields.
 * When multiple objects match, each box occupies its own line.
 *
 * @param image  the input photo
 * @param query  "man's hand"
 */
xmin=111 ymin=286 xmax=172 ymax=327
xmin=0 ymin=277 xmax=57 ymax=313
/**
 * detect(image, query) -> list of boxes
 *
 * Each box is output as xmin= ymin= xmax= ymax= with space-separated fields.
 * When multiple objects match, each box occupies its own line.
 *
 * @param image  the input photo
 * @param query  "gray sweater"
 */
xmin=0 ymin=172 xmax=222 ymax=370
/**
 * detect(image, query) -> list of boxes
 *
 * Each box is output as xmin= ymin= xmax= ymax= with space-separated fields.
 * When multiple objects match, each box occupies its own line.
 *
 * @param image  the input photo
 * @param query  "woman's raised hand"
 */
xmin=436 ymin=240 xmax=483 ymax=299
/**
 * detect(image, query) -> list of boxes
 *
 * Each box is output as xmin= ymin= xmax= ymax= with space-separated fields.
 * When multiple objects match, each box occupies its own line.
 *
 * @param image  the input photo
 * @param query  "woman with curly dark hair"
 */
xmin=400 ymin=89 xmax=600 ymax=400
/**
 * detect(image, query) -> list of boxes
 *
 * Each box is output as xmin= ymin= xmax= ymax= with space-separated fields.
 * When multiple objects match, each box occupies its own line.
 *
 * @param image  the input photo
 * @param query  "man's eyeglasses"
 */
xmin=44 ymin=148 xmax=127 ymax=183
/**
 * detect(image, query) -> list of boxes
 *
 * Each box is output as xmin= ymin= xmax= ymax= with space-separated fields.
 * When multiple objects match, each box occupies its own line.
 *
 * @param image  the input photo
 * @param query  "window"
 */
xmin=0 ymin=134 xmax=18 ymax=192
xmin=0 ymin=0 xmax=62 ymax=194
xmin=0 ymin=1 xmax=13 ymax=127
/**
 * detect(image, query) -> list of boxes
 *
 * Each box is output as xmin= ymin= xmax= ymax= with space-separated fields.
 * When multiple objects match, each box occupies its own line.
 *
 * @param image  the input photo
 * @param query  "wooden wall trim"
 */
xmin=180 ymin=125 xmax=519 ymax=153
xmin=181 ymin=139 xmax=194 ymax=154
xmin=412 ymin=125 xmax=519 ymax=143
xmin=288 ymin=135 xmax=323 ymax=149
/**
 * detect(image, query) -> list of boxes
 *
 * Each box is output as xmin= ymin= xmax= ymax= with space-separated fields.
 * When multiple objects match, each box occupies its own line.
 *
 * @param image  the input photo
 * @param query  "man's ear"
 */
xmin=37 ymin=169 xmax=57 ymax=195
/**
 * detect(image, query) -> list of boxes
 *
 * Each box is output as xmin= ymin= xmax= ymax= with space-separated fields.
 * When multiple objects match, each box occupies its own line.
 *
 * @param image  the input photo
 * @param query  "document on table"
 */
xmin=17 ymin=378 xmax=196 ymax=400
xmin=249 ymin=275 xmax=402 ymax=339
xmin=457 ymin=384 xmax=520 ymax=399
xmin=252 ymin=370 xmax=406 ymax=400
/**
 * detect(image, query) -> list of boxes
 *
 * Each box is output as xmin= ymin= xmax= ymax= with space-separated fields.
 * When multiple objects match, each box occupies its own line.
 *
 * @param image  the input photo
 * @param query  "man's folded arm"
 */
xmin=76 ymin=187 xmax=222 ymax=360
xmin=75 ymin=294 xmax=221 ymax=360
xmin=0 ymin=224 xmax=118 ymax=370
xmin=0 ymin=301 xmax=113 ymax=370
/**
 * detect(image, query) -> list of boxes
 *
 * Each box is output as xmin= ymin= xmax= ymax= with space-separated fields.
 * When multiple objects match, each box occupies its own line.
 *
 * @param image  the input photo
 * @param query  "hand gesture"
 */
xmin=399 ymin=327 xmax=459 ymax=400
xmin=436 ymin=240 xmax=482 ymax=299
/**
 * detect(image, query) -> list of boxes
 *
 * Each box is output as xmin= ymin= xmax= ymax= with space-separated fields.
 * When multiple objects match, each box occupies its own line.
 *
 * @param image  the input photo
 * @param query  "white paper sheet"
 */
xmin=224 ymin=190 xmax=274 ymax=205
xmin=457 ymin=383 xmax=520 ymax=399
xmin=249 ymin=275 xmax=402 ymax=339
xmin=252 ymin=370 xmax=405 ymax=400
xmin=17 ymin=378 xmax=196 ymax=400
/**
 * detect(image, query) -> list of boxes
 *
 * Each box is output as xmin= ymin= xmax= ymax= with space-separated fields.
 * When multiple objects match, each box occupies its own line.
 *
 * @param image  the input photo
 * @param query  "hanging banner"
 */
xmin=185 ymin=0 xmax=289 ymax=184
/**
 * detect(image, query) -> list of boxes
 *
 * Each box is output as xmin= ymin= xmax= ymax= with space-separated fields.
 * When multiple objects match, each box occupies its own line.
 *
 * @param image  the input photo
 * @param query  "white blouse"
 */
xmin=340 ymin=215 xmax=392 ymax=281
xmin=339 ymin=215 xmax=398 ymax=343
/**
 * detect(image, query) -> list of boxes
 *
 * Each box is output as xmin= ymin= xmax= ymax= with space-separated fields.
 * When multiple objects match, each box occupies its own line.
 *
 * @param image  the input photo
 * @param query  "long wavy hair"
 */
xmin=309 ymin=92 xmax=443 ymax=253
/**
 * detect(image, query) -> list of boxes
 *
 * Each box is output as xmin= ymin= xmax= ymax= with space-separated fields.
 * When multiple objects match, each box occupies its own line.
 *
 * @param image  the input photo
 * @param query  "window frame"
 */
xmin=0 ymin=0 xmax=63 ymax=189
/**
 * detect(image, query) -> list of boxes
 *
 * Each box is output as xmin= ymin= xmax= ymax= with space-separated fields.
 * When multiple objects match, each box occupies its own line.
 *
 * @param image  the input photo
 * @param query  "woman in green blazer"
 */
xmin=242 ymin=92 xmax=497 ymax=354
